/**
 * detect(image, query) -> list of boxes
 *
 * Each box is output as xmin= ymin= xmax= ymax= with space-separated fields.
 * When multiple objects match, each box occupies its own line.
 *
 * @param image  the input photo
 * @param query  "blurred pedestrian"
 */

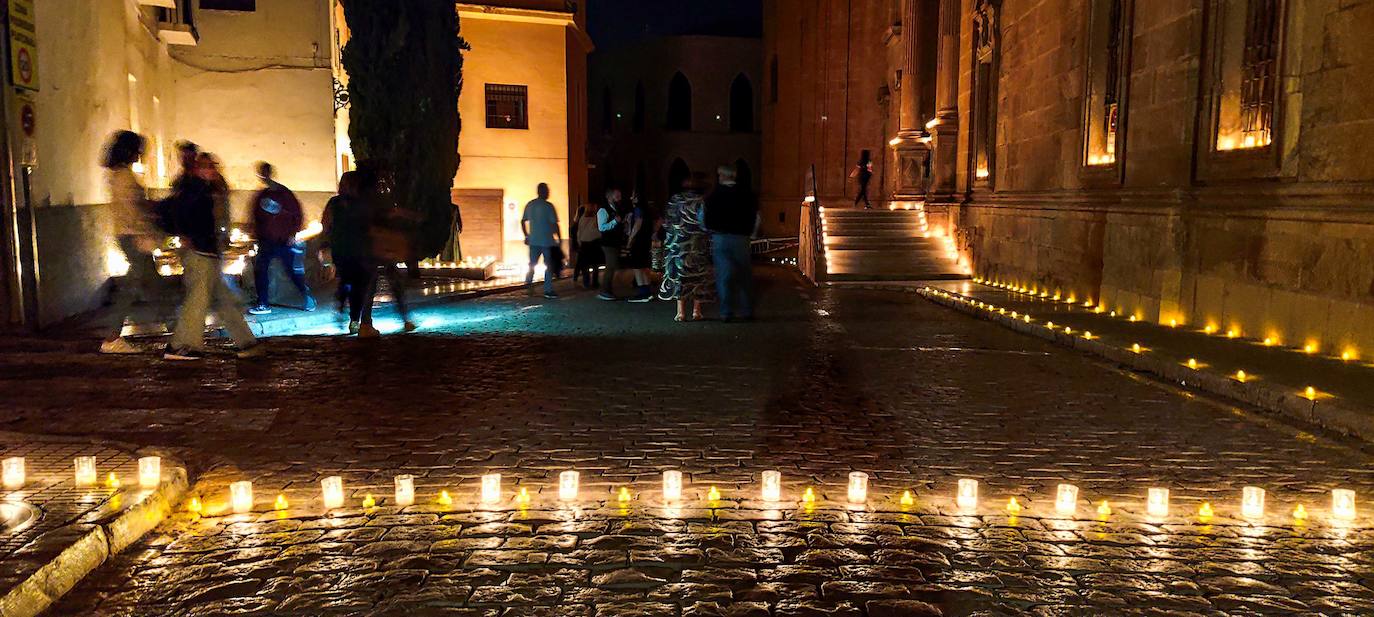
xmin=851 ymin=150 xmax=874 ymax=209
xmin=248 ymin=162 xmax=314 ymax=315
xmin=659 ymin=173 xmax=714 ymax=322
xmin=623 ymin=190 xmax=655 ymax=303
xmin=572 ymin=203 xmax=602 ymax=289
xmin=704 ymin=164 xmax=760 ymax=322
xmin=164 ymin=155 xmax=262 ymax=360
xmin=521 ymin=183 xmax=562 ymax=299
xmin=596 ymin=188 xmax=625 ymax=301
xmin=321 ymin=170 xmax=378 ymax=337
xmin=366 ymin=165 xmax=417 ymax=333
xmin=100 ymin=131 xmax=164 ymax=354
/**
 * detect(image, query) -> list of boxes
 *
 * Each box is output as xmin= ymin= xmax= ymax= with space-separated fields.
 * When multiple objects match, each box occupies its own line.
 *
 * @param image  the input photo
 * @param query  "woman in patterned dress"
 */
xmin=658 ymin=173 xmax=715 ymax=321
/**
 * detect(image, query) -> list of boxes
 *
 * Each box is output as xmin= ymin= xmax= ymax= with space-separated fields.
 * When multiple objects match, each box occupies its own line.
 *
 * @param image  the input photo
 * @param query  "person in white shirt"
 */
xmin=596 ymin=188 xmax=626 ymax=301
xmin=100 ymin=131 xmax=164 ymax=354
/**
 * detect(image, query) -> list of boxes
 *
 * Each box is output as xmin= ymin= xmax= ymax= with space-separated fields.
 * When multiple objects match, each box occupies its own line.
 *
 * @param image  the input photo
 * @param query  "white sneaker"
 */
xmin=100 ymin=337 xmax=141 ymax=355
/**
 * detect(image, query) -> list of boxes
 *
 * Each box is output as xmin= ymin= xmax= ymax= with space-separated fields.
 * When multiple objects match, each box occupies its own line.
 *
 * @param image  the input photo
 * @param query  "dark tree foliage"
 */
xmin=341 ymin=0 xmax=467 ymax=258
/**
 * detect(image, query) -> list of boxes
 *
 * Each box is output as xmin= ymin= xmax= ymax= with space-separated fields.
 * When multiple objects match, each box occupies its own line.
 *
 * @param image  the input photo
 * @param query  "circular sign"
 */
xmin=16 ymin=48 xmax=32 ymax=84
xmin=19 ymin=104 xmax=35 ymax=137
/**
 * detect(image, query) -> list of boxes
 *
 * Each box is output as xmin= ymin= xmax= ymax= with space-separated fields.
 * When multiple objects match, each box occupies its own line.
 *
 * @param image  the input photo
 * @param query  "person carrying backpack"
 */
xmin=163 ymin=154 xmax=262 ymax=361
xmin=248 ymin=162 xmax=314 ymax=315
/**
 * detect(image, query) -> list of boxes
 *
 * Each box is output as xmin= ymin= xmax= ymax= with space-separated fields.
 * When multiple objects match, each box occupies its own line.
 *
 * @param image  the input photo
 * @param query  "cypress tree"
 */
xmin=341 ymin=0 xmax=467 ymax=258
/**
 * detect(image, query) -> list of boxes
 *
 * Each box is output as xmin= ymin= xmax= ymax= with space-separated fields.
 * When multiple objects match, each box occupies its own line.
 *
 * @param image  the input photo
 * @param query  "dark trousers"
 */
xmin=574 ymin=240 xmax=602 ymax=288
xmin=254 ymin=241 xmax=309 ymax=307
xmin=335 ymin=257 xmax=375 ymax=323
xmin=854 ymin=180 xmax=871 ymax=207
xmin=712 ymin=234 xmax=754 ymax=319
xmin=373 ymin=263 xmax=411 ymax=321
xmin=600 ymin=245 xmax=621 ymax=295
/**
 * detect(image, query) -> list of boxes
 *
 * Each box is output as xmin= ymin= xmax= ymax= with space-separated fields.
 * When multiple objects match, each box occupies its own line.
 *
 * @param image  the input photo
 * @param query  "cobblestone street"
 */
xmin=3 ymin=268 xmax=1374 ymax=616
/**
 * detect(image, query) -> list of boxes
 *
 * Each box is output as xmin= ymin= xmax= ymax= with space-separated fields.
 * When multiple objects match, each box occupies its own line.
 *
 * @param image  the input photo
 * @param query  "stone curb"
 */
xmin=915 ymin=288 xmax=1374 ymax=443
xmin=0 ymin=456 xmax=189 ymax=617
xmin=248 ymin=280 xmax=530 ymax=338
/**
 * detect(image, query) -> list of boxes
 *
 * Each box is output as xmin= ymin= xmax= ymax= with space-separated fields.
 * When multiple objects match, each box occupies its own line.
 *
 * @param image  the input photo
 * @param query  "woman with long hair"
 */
xmin=658 ymin=173 xmax=714 ymax=321
xmin=100 ymin=131 xmax=163 ymax=354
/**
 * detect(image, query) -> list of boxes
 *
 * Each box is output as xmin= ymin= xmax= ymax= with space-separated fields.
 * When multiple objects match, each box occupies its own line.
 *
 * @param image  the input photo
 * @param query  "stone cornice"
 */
xmin=964 ymin=183 xmax=1374 ymax=224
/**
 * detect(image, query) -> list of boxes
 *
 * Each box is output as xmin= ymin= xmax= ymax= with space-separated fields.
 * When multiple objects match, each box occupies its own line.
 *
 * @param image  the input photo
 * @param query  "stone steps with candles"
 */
xmin=821 ymin=204 xmax=969 ymax=281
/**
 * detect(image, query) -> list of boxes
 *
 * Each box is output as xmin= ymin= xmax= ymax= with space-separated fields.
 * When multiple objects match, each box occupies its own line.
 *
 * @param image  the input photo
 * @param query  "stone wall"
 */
xmin=955 ymin=0 xmax=1374 ymax=358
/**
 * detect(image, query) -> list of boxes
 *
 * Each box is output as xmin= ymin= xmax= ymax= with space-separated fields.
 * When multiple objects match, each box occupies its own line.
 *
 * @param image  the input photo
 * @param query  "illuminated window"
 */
xmin=200 ymin=0 xmax=255 ymax=10
xmin=1210 ymin=0 xmax=1283 ymax=151
xmin=969 ymin=0 xmax=999 ymax=188
xmin=1083 ymin=0 xmax=1132 ymax=169
xmin=486 ymin=84 xmax=528 ymax=130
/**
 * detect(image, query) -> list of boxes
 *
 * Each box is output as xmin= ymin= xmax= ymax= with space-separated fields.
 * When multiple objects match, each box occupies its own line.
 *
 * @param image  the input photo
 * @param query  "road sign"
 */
xmin=8 ymin=0 xmax=38 ymax=91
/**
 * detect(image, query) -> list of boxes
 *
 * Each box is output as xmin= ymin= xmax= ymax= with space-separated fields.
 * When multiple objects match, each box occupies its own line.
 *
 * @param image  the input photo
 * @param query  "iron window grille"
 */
xmin=1239 ymin=0 xmax=1279 ymax=148
xmin=486 ymin=84 xmax=529 ymax=130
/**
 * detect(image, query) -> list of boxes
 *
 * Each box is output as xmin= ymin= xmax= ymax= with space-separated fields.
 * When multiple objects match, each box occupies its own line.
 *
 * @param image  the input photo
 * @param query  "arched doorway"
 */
xmin=667 ymin=158 xmax=690 ymax=196
xmin=666 ymin=72 xmax=692 ymax=131
xmin=730 ymin=74 xmax=754 ymax=133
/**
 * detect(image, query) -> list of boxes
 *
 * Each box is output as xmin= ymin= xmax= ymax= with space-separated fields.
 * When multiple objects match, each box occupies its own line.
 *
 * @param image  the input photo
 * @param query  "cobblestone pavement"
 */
xmin=3 ymin=268 xmax=1374 ymax=615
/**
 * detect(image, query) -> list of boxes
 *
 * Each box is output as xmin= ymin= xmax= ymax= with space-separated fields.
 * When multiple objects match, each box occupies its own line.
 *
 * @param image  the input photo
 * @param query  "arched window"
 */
xmin=667 ymin=158 xmax=690 ymax=195
xmin=769 ymin=56 xmax=779 ymax=103
xmin=601 ymin=85 xmax=614 ymax=134
xmin=633 ymin=82 xmax=646 ymax=134
xmin=735 ymin=159 xmax=753 ymax=191
xmin=666 ymin=72 xmax=692 ymax=131
xmin=730 ymin=74 xmax=754 ymax=133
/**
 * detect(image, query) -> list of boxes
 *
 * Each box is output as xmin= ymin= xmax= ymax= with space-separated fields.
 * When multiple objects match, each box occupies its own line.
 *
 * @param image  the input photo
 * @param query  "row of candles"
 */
xmin=974 ymin=277 xmax=1362 ymax=364
xmin=923 ymin=288 xmax=1328 ymax=401
xmin=2 ymin=455 xmax=162 ymax=492
xmin=209 ymin=470 xmax=1361 ymax=524
xmin=3 ymin=455 xmax=1361 ymax=524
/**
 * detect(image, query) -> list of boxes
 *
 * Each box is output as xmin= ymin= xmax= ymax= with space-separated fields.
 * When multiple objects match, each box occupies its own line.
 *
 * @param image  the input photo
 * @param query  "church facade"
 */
xmin=764 ymin=0 xmax=1374 ymax=359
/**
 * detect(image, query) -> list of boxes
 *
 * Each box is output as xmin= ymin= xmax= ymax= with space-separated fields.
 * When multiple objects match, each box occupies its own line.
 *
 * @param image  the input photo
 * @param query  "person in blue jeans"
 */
xmin=521 ymin=183 xmax=563 ymax=299
xmin=703 ymin=165 xmax=760 ymax=322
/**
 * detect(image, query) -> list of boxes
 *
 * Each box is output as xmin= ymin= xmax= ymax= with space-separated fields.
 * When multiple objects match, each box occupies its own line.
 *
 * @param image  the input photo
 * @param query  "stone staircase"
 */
xmin=821 ymin=204 xmax=969 ymax=281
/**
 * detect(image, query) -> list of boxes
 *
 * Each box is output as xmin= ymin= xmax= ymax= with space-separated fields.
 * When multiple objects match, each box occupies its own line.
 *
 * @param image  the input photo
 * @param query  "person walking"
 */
xmin=623 ymin=191 xmax=655 ymax=303
xmin=100 ymin=131 xmax=164 ymax=354
xmin=163 ymin=155 xmax=262 ymax=360
xmin=366 ymin=165 xmax=418 ymax=333
xmin=572 ymin=204 xmax=603 ymax=289
xmin=851 ymin=150 xmax=874 ymax=209
xmin=321 ymin=170 xmax=379 ymax=337
xmin=521 ymin=183 xmax=562 ymax=299
xmin=659 ymin=173 xmax=714 ymax=322
xmin=248 ymin=162 xmax=314 ymax=315
xmin=596 ymin=188 xmax=626 ymax=301
xmin=703 ymin=164 xmax=760 ymax=322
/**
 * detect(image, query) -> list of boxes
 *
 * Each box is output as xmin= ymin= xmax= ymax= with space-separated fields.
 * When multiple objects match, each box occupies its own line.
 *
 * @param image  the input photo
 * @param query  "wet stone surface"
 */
xmin=1 ymin=268 xmax=1374 ymax=615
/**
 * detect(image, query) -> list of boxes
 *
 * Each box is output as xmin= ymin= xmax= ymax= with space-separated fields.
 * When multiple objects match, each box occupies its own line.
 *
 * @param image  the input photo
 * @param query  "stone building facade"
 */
xmin=0 ymin=0 xmax=589 ymax=327
xmin=589 ymin=35 xmax=761 ymax=213
xmin=765 ymin=0 xmax=1374 ymax=360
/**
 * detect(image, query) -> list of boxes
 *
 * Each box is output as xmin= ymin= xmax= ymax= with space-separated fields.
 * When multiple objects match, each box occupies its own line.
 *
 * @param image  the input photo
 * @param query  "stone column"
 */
xmin=929 ymin=0 xmax=962 ymax=200
xmin=897 ymin=0 xmax=922 ymax=136
xmin=892 ymin=0 xmax=930 ymax=200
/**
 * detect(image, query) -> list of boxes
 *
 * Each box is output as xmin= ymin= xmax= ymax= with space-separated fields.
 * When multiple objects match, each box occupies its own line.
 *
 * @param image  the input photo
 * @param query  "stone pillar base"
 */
xmin=890 ymin=139 xmax=931 ymax=200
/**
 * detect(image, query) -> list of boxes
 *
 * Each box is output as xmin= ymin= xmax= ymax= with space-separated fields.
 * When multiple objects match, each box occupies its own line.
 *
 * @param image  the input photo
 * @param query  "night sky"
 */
xmin=588 ymin=0 xmax=763 ymax=50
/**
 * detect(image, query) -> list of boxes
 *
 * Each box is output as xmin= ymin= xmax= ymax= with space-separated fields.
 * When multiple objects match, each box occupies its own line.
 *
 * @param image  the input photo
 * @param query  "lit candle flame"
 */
xmin=106 ymin=472 xmax=121 ymax=489
xmin=362 ymin=494 xmax=376 ymax=509
xmin=1198 ymin=502 xmax=1214 ymax=519
xmin=1097 ymin=500 xmax=1112 ymax=517
xmin=900 ymin=491 xmax=914 ymax=506
xmin=618 ymin=487 xmax=632 ymax=503
xmin=1006 ymin=497 xmax=1022 ymax=515
xmin=707 ymin=486 xmax=722 ymax=501
xmin=1305 ymin=386 xmax=1317 ymax=400
xmin=517 ymin=487 xmax=531 ymax=506
xmin=1187 ymin=358 xmax=1198 ymax=369
xmin=275 ymin=494 xmax=289 ymax=510
xmin=188 ymin=497 xmax=203 ymax=515
xmin=1235 ymin=370 xmax=1247 ymax=383
xmin=1293 ymin=504 xmax=1308 ymax=521
xmin=802 ymin=487 xmax=816 ymax=503
xmin=437 ymin=490 xmax=452 ymax=506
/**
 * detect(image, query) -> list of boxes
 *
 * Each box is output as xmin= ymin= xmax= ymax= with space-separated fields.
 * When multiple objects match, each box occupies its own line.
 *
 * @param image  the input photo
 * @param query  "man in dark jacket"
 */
xmin=248 ymin=162 xmax=313 ymax=314
xmin=164 ymin=155 xmax=261 ymax=361
xmin=703 ymin=164 xmax=760 ymax=321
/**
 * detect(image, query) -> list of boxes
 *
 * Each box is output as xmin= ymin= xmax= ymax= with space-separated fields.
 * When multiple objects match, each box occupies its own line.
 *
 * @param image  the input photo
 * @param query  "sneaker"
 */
xmin=597 ymin=293 xmax=618 ymax=301
xmin=358 ymin=323 xmax=380 ymax=338
xmin=99 ymin=337 xmax=141 ymax=355
xmin=248 ymin=305 xmax=272 ymax=315
xmin=163 ymin=347 xmax=205 ymax=361
xmin=303 ymin=296 xmax=318 ymax=312
xmin=403 ymin=321 xmax=418 ymax=333
xmin=544 ymin=292 xmax=559 ymax=299
xmin=235 ymin=342 xmax=266 ymax=359
xmin=629 ymin=294 xmax=653 ymax=303
xmin=348 ymin=320 xmax=360 ymax=335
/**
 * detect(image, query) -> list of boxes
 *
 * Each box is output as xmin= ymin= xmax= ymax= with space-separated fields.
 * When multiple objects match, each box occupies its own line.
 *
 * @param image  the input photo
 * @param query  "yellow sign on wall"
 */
xmin=8 ymin=0 xmax=38 ymax=91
